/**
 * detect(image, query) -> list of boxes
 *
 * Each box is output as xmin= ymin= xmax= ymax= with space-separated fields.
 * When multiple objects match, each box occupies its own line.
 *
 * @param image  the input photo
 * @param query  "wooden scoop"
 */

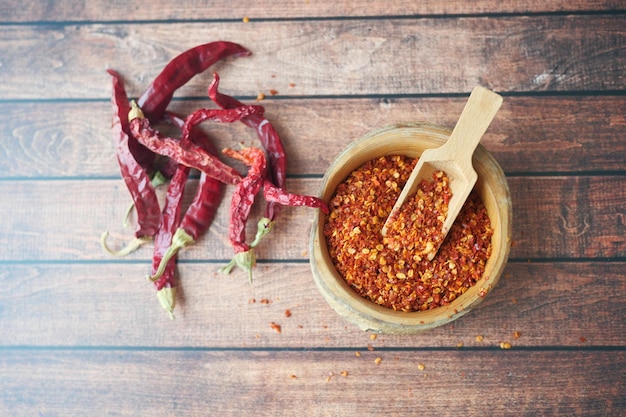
xmin=381 ymin=86 xmax=503 ymax=259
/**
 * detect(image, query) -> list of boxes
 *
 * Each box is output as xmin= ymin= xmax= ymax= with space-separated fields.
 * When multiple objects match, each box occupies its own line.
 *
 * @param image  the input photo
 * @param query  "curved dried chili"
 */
xmin=128 ymin=101 xmax=258 ymax=185
xmin=101 ymin=69 xmax=161 ymax=256
xmin=222 ymin=147 xmax=268 ymax=254
xmin=151 ymin=158 xmax=189 ymax=319
xmin=263 ymin=179 xmax=329 ymax=214
xmin=137 ymin=41 xmax=251 ymax=122
xmin=208 ymin=73 xmax=287 ymax=221
xmin=149 ymin=112 xmax=225 ymax=283
xmin=220 ymin=147 xmax=328 ymax=281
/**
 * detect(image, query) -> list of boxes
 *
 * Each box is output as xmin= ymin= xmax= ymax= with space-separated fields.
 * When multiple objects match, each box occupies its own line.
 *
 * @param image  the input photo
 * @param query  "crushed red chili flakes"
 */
xmin=270 ymin=322 xmax=282 ymax=333
xmin=323 ymin=155 xmax=493 ymax=312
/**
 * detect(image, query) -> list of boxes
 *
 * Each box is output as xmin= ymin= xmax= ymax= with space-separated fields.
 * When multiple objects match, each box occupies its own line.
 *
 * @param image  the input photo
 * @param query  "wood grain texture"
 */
xmin=2 ymin=96 xmax=625 ymax=179
xmin=0 ymin=0 xmax=622 ymax=22
xmin=0 ymin=262 xmax=624 ymax=347
xmin=1 ymin=4 xmax=625 ymax=415
xmin=0 ymin=177 xmax=625 ymax=261
xmin=1 ymin=15 xmax=625 ymax=100
xmin=1 ymin=350 xmax=624 ymax=416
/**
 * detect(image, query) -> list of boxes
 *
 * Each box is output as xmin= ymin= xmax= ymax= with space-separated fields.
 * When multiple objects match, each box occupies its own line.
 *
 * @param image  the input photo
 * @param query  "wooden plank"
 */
xmin=0 ymin=176 xmax=625 ymax=261
xmin=1 ymin=16 xmax=625 ymax=99
xmin=0 ymin=1 xmax=622 ymax=22
xmin=513 ymin=176 xmax=626 ymax=259
xmin=2 ymin=96 xmax=625 ymax=178
xmin=0 ymin=262 xmax=623 ymax=347
xmin=1 ymin=349 xmax=624 ymax=416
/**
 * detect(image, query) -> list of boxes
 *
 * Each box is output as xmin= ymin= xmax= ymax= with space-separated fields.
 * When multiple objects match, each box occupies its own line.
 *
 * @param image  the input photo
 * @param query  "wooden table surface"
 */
xmin=1 ymin=1 xmax=625 ymax=416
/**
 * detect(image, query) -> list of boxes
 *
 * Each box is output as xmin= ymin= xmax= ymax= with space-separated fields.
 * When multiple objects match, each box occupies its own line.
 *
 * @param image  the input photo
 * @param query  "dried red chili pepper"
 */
xmin=106 ymin=70 xmax=158 ymax=172
xmin=181 ymin=102 xmax=265 ymax=143
xmin=220 ymin=147 xmax=328 ymax=281
xmin=219 ymin=147 xmax=270 ymax=282
xmin=128 ymin=101 xmax=261 ymax=185
xmin=222 ymin=147 xmax=268 ymax=255
xmin=137 ymin=41 xmax=251 ymax=122
xmin=263 ymin=179 xmax=329 ymax=214
xmin=149 ymin=112 xmax=225 ymax=283
xmin=150 ymin=157 xmax=189 ymax=319
xmin=101 ymin=69 xmax=161 ymax=256
xmin=208 ymin=73 xmax=287 ymax=221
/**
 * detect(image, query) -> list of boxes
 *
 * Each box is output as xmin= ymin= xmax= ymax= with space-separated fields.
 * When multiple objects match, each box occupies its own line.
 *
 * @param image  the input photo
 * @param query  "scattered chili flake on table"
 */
xmin=324 ymin=155 xmax=493 ymax=312
xmin=270 ymin=322 xmax=282 ymax=333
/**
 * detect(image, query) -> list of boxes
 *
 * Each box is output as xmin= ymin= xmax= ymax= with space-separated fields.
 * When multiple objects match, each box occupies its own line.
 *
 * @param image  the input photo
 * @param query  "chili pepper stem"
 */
xmin=219 ymin=250 xmax=257 ymax=283
xmin=128 ymin=100 xmax=144 ymax=121
xmin=156 ymin=286 xmax=176 ymax=320
xmin=220 ymin=218 xmax=272 ymax=282
xmin=100 ymin=231 xmax=152 ymax=257
xmin=148 ymin=228 xmax=196 ymax=282
xmin=249 ymin=217 xmax=274 ymax=248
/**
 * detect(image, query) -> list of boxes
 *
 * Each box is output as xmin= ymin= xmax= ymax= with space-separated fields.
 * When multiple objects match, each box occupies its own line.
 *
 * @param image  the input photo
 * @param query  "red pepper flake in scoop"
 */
xmin=323 ymin=155 xmax=493 ymax=312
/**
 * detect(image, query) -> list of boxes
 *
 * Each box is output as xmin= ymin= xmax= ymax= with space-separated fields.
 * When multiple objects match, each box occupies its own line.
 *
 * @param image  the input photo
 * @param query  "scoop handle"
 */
xmin=440 ymin=86 xmax=503 ymax=165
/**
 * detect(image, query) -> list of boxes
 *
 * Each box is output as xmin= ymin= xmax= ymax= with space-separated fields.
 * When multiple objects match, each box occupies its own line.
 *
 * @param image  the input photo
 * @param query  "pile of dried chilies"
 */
xmin=101 ymin=41 xmax=328 ymax=318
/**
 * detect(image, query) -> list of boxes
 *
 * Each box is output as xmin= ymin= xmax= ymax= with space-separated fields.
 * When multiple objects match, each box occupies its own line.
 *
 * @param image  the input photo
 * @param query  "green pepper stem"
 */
xmin=148 ymin=228 xmax=195 ymax=282
xmin=100 ymin=231 xmax=151 ymax=257
xmin=219 ymin=218 xmax=273 ymax=282
xmin=156 ymin=286 xmax=176 ymax=319
xmin=250 ymin=217 xmax=274 ymax=248
xmin=219 ymin=250 xmax=257 ymax=283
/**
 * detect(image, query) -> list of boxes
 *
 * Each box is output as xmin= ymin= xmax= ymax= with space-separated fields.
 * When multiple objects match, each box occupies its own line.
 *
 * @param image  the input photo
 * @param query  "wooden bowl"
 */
xmin=309 ymin=123 xmax=512 ymax=334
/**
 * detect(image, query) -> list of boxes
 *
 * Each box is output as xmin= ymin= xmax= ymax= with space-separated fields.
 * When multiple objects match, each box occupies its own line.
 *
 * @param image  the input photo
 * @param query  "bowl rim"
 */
xmin=309 ymin=122 xmax=512 ymax=334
